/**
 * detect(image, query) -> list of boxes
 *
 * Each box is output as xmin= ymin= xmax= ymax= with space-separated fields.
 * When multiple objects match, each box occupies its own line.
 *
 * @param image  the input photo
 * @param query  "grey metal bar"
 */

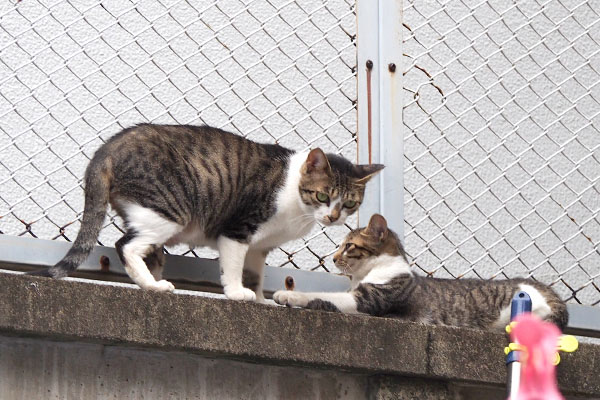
xmin=0 ymin=235 xmax=350 ymax=295
xmin=565 ymin=304 xmax=600 ymax=339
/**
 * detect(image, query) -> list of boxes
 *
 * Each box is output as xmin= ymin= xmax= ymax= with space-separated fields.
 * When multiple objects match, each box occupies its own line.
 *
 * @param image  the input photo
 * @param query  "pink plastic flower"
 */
xmin=509 ymin=314 xmax=564 ymax=400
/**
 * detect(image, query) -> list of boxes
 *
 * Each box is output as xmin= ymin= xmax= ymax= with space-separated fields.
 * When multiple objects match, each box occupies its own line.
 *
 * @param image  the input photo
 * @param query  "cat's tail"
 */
xmin=29 ymin=157 xmax=112 ymax=278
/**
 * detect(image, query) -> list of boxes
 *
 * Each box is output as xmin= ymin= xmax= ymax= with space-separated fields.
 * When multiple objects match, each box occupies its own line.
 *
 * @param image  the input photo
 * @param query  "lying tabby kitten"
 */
xmin=274 ymin=214 xmax=568 ymax=330
xmin=32 ymin=124 xmax=383 ymax=301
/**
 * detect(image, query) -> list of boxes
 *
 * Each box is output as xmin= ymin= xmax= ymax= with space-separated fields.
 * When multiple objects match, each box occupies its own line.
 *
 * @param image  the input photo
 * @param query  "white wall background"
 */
xmin=0 ymin=0 xmax=357 ymax=273
xmin=403 ymin=0 xmax=600 ymax=305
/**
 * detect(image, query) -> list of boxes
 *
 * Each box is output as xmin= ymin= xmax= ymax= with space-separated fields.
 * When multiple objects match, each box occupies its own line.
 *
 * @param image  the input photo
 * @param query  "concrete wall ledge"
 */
xmin=1 ymin=272 xmax=598 ymax=397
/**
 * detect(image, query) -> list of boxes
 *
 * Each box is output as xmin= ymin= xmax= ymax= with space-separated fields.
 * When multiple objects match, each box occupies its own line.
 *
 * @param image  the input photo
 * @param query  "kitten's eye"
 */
xmin=343 ymin=200 xmax=357 ymax=208
xmin=316 ymin=192 xmax=329 ymax=203
xmin=345 ymin=243 xmax=355 ymax=251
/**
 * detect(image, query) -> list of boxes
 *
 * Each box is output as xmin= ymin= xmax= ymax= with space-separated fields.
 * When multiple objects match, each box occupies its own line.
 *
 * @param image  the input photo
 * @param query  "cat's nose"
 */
xmin=327 ymin=215 xmax=339 ymax=223
xmin=330 ymin=207 xmax=341 ymax=220
xmin=333 ymin=255 xmax=339 ymax=263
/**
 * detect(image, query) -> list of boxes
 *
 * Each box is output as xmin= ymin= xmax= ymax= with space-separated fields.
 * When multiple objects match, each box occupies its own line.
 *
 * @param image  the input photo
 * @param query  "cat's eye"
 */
xmin=345 ymin=243 xmax=355 ymax=251
xmin=316 ymin=192 xmax=329 ymax=203
xmin=343 ymin=200 xmax=357 ymax=208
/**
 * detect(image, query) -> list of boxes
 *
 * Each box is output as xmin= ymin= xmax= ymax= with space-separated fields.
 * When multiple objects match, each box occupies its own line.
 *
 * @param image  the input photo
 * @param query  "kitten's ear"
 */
xmin=305 ymin=148 xmax=331 ymax=174
xmin=354 ymin=164 xmax=384 ymax=184
xmin=366 ymin=214 xmax=388 ymax=242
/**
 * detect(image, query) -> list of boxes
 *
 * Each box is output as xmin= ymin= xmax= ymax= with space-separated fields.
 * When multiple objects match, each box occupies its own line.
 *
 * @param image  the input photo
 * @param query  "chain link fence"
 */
xmin=0 ymin=0 xmax=357 ymax=273
xmin=4 ymin=0 xmax=599 ymax=306
xmin=403 ymin=0 xmax=600 ymax=305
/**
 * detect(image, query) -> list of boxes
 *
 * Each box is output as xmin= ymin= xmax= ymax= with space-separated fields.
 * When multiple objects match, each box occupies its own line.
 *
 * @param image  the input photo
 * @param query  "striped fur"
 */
xmin=31 ymin=157 xmax=112 ymax=278
xmin=274 ymin=214 xmax=569 ymax=331
xmin=29 ymin=124 xmax=383 ymax=299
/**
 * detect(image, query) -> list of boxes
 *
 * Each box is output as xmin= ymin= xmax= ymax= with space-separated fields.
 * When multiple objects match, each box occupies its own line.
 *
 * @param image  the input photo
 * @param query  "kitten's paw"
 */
xmin=273 ymin=290 xmax=308 ymax=308
xmin=147 ymin=279 xmax=175 ymax=292
xmin=224 ymin=286 xmax=256 ymax=302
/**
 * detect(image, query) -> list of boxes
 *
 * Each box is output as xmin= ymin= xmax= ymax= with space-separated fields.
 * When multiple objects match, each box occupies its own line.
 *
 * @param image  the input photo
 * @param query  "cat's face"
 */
xmin=298 ymin=149 xmax=383 ymax=226
xmin=332 ymin=214 xmax=406 ymax=274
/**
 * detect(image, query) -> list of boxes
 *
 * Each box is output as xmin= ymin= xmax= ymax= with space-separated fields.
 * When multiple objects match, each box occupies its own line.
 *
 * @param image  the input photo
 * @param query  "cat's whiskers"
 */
xmin=289 ymin=211 xmax=314 ymax=223
xmin=336 ymin=260 xmax=350 ymax=275
xmin=294 ymin=215 xmax=316 ymax=235
xmin=290 ymin=213 xmax=314 ymax=223
xmin=289 ymin=217 xmax=314 ymax=234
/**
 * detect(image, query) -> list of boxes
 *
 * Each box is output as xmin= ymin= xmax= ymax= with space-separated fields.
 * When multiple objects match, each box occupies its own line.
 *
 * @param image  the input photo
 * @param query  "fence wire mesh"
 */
xmin=4 ymin=0 xmax=598 ymax=306
xmin=403 ymin=0 xmax=600 ymax=305
xmin=0 ymin=0 xmax=357 ymax=273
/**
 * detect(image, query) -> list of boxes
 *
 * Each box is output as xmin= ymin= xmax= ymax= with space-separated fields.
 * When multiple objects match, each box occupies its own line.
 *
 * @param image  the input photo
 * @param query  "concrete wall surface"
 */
xmin=0 ymin=335 xmax=368 ymax=400
xmin=1 ymin=335 xmax=596 ymax=400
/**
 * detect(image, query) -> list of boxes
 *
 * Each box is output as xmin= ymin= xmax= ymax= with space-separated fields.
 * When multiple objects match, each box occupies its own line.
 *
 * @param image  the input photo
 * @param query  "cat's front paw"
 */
xmin=148 ymin=279 xmax=175 ymax=292
xmin=273 ymin=290 xmax=309 ymax=308
xmin=224 ymin=286 xmax=257 ymax=302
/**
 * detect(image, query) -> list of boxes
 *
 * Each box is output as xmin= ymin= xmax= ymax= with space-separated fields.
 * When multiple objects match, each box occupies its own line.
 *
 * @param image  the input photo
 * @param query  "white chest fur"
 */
xmin=352 ymin=255 xmax=412 ymax=288
xmin=251 ymin=151 xmax=315 ymax=250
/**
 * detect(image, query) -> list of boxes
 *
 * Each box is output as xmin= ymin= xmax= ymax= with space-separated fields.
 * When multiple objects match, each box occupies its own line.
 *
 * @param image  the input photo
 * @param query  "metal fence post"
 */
xmin=505 ymin=291 xmax=532 ymax=397
xmin=357 ymin=0 xmax=404 ymax=240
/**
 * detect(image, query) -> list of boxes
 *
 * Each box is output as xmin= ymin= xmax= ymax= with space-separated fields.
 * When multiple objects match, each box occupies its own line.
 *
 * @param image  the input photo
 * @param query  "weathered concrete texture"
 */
xmin=0 ymin=273 xmax=427 ymax=375
xmin=427 ymin=322 xmax=600 ymax=398
xmin=369 ymin=378 xmax=597 ymax=400
xmin=369 ymin=376 xmax=453 ymax=400
xmin=0 ymin=335 xmax=367 ymax=400
xmin=1 ymin=272 xmax=599 ymax=398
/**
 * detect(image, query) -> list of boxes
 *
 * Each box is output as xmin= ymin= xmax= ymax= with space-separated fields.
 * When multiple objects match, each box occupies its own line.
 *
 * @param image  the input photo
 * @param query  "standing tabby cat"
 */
xmin=274 ymin=214 xmax=568 ymax=330
xmin=31 ymin=124 xmax=383 ymax=301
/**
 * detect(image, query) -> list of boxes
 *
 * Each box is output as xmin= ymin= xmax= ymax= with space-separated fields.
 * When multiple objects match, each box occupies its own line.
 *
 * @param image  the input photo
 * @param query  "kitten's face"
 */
xmin=332 ymin=214 xmax=406 ymax=274
xmin=299 ymin=149 xmax=383 ymax=226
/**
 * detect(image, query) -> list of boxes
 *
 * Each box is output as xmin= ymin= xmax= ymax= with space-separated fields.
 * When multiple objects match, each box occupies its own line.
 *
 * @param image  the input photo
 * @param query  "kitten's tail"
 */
xmin=29 ymin=157 xmax=112 ymax=278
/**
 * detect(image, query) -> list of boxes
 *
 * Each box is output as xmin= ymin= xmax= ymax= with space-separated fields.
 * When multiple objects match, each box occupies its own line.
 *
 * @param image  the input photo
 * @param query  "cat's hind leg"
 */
xmin=144 ymin=246 xmax=166 ymax=281
xmin=243 ymin=249 xmax=269 ymax=303
xmin=217 ymin=236 xmax=256 ymax=301
xmin=116 ymin=202 xmax=183 ymax=292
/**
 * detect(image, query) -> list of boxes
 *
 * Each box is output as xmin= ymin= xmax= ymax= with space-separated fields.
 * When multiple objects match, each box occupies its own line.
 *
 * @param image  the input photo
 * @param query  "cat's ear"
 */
xmin=354 ymin=164 xmax=384 ymax=184
xmin=305 ymin=148 xmax=331 ymax=174
xmin=366 ymin=214 xmax=388 ymax=242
